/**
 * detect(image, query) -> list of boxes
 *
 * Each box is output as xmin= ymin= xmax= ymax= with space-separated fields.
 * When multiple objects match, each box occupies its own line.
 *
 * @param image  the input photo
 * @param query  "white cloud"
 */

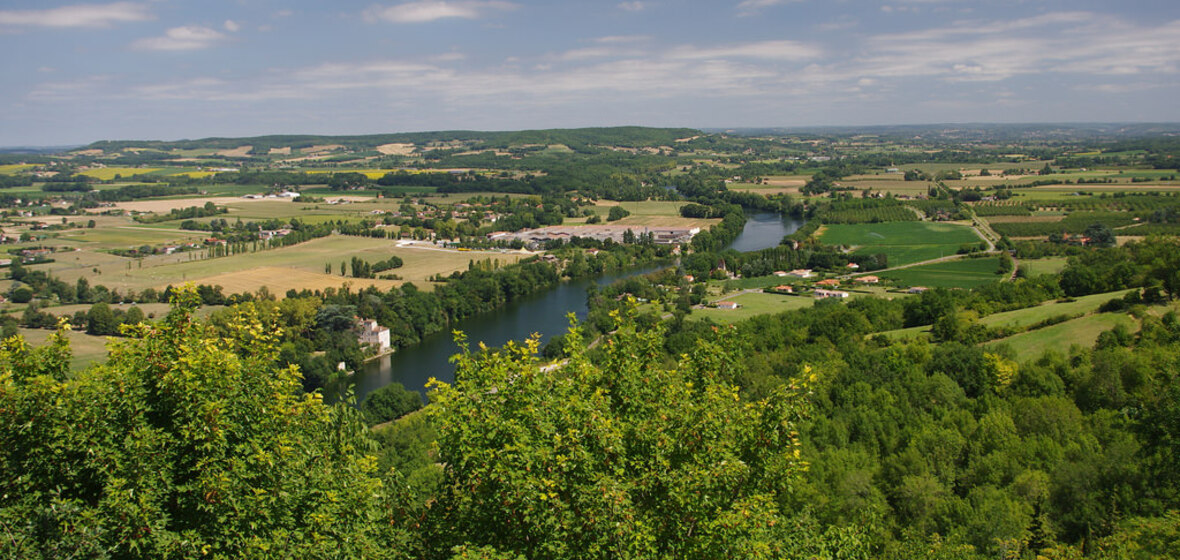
xmin=618 ymin=2 xmax=648 ymax=12
xmin=0 ymin=2 xmax=151 ymax=28
xmin=596 ymin=35 xmax=650 ymax=44
xmin=667 ymin=40 xmax=822 ymax=61
xmin=223 ymin=20 xmax=240 ymax=32
xmin=736 ymin=0 xmax=803 ymax=16
xmin=132 ymin=26 xmax=227 ymax=51
xmin=364 ymin=1 xmax=518 ymax=24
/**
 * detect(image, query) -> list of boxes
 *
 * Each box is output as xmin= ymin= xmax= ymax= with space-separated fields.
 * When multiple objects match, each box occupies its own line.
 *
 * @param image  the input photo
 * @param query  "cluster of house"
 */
xmin=488 ymin=225 xmax=700 ymax=249
xmin=258 ymin=228 xmax=293 ymax=240
xmin=241 ymin=191 xmax=300 ymax=200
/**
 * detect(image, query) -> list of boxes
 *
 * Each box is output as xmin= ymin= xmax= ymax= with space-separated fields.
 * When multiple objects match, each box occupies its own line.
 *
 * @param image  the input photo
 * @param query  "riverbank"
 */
xmin=354 ymin=211 xmax=802 ymax=402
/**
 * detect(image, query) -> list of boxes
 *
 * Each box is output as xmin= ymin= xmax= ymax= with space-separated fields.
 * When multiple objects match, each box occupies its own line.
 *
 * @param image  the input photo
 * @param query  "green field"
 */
xmin=692 ymin=292 xmax=815 ymax=323
xmin=977 ymin=290 xmax=1135 ymax=331
xmin=877 ymin=257 xmax=1002 ymax=289
xmin=987 ymin=312 xmax=1139 ymax=362
xmin=1019 ymin=257 xmax=1069 ymax=276
xmin=819 ymin=222 xmax=984 ymax=267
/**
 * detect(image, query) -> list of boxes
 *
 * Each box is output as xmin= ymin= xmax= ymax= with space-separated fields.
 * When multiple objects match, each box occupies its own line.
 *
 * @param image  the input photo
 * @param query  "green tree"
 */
xmin=85 ymin=302 xmax=117 ymax=335
xmin=427 ymin=311 xmax=813 ymax=558
xmin=361 ymin=381 xmax=423 ymax=425
xmin=607 ymin=206 xmax=630 ymax=222
xmin=0 ymin=288 xmax=418 ymax=558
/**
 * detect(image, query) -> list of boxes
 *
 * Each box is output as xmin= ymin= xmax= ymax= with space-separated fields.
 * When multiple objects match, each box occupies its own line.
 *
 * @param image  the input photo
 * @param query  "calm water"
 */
xmin=354 ymin=211 xmax=802 ymax=400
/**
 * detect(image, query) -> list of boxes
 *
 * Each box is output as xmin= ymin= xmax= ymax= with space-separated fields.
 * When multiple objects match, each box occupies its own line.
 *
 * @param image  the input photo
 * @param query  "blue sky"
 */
xmin=1 ymin=0 xmax=1177 ymax=145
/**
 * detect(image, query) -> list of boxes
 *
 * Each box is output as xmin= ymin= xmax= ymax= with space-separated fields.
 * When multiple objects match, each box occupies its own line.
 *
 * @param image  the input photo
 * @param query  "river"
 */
xmin=354 ymin=211 xmax=802 ymax=400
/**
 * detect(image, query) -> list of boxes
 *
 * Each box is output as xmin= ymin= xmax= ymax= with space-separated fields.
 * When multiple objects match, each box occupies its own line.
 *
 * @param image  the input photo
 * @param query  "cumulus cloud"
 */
xmin=618 ymin=2 xmax=648 ymax=12
xmin=0 ymin=2 xmax=151 ymax=28
xmin=132 ymin=26 xmax=227 ymax=51
xmin=223 ymin=20 xmax=240 ymax=32
xmin=364 ymin=1 xmax=518 ymax=24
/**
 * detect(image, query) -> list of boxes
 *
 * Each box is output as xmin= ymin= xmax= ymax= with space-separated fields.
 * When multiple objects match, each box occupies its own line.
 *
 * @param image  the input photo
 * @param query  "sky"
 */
xmin=1 ymin=0 xmax=1178 ymax=146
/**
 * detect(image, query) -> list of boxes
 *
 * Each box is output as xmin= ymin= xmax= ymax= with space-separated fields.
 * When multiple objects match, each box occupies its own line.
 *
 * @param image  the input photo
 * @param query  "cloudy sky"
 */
xmin=1 ymin=0 xmax=1177 ymax=145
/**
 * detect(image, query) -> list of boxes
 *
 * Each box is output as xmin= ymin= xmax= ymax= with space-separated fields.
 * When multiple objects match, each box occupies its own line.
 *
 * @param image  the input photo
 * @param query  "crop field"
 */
xmin=989 ymin=211 xmax=1139 ymax=237
xmin=987 ymin=312 xmax=1138 ymax=362
xmin=971 ymin=202 xmax=1033 ymax=216
xmin=818 ymin=205 xmax=918 ymax=224
xmin=44 ymin=235 xmax=526 ymax=295
xmin=55 ymin=226 xmax=207 ymax=248
xmin=878 ymin=257 xmax=1003 ymax=289
xmin=75 ymin=167 xmax=162 ymax=180
xmin=0 ymin=164 xmax=35 ymax=175
xmin=819 ymin=222 xmax=984 ymax=267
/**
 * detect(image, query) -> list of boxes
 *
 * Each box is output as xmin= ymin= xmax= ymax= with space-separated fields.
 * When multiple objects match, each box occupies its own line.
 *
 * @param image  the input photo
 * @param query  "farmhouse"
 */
xmin=788 ymin=269 xmax=814 ymax=278
xmin=356 ymin=319 xmax=391 ymax=352
xmin=816 ymin=278 xmax=841 ymax=287
xmin=855 ymin=276 xmax=880 ymax=284
xmin=715 ymin=301 xmax=740 ymax=310
xmin=773 ymin=285 xmax=794 ymax=293
xmin=814 ymin=289 xmax=850 ymax=299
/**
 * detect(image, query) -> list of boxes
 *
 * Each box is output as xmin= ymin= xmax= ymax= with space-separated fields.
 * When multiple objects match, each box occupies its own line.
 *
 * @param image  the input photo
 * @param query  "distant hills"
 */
xmin=709 ymin=122 xmax=1180 ymax=141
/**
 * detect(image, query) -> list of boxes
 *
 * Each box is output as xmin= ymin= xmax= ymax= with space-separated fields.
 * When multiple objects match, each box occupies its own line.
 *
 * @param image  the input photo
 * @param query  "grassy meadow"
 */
xmin=692 ymin=292 xmax=815 ymax=323
xmin=987 ymin=312 xmax=1139 ymax=362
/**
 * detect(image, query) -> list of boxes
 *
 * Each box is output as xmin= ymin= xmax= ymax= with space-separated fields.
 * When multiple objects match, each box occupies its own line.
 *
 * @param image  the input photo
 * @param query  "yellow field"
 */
xmin=45 ymin=235 xmax=527 ymax=296
xmin=76 ymin=167 xmax=160 ymax=180
xmin=0 ymin=164 xmax=35 ymax=175
xmin=171 ymin=171 xmax=218 ymax=178
xmin=305 ymin=169 xmax=392 ymax=180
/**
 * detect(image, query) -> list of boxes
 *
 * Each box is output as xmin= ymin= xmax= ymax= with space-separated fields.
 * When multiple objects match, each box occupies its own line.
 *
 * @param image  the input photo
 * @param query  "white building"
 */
xmin=357 ymin=319 xmax=391 ymax=352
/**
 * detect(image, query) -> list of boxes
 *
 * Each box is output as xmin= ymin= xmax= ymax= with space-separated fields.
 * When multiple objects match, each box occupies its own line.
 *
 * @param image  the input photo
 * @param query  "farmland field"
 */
xmin=75 ymin=167 xmax=162 ymax=180
xmin=819 ymin=222 xmax=985 ymax=267
xmin=44 ymin=235 xmax=526 ymax=295
xmin=878 ymin=257 xmax=1003 ymax=289
xmin=0 ymin=164 xmax=35 ymax=175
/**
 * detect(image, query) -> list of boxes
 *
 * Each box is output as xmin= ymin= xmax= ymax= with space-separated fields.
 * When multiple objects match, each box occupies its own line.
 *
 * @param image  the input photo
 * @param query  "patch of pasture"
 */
xmin=17 ymin=327 xmax=112 ymax=371
xmin=1018 ymin=257 xmax=1069 ymax=276
xmin=977 ymin=289 xmax=1135 ymax=331
xmin=986 ymin=312 xmax=1138 ymax=362
xmin=691 ymin=292 xmax=816 ymax=324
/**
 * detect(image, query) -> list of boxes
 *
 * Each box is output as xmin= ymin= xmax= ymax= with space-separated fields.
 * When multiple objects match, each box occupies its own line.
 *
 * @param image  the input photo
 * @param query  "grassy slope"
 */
xmin=987 ymin=313 xmax=1138 ymax=362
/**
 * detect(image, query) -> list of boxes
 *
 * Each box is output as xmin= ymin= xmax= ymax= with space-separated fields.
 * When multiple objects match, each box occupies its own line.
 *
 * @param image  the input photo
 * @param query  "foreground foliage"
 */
xmin=426 ymin=312 xmax=818 ymax=558
xmin=0 ymin=289 xmax=416 ymax=559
